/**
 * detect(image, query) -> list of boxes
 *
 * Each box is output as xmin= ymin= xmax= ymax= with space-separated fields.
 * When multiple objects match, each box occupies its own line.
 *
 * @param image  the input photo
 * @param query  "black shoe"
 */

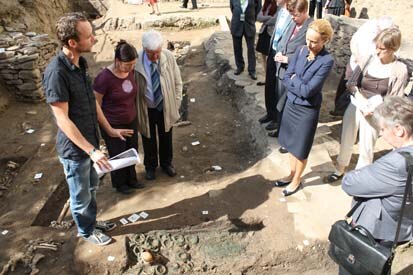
xmin=279 ymin=147 xmax=288 ymax=154
xmin=282 ymin=183 xmax=302 ymax=196
xmin=256 ymin=81 xmax=265 ymax=86
xmin=249 ymin=72 xmax=257 ymax=80
xmin=145 ymin=169 xmax=156 ymax=180
xmin=116 ymin=185 xmax=135 ymax=195
xmin=268 ymin=130 xmax=279 ymax=138
xmin=127 ymin=181 xmax=145 ymax=189
xmin=190 ymin=7 xmax=198 ymax=9
xmin=234 ymin=68 xmax=244 ymax=75
xmin=161 ymin=165 xmax=177 ymax=177
xmin=329 ymin=110 xmax=343 ymax=117
xmin=273 ymin=179 xmax=291 ymax=187
xmin=265 ymin=121 xmax=278 ymax=131
xmin=179 ymin=5 xmax=187 ymax=8
xmin=258 ymin=115 xmax=271 ymax=124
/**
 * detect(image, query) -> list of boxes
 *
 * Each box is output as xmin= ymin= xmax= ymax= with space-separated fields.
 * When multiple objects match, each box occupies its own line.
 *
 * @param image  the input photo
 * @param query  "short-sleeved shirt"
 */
xmin=42 ymin=51 xmax=99 ymax=160
xmin=93 ymin=68 xmax=137 ymax=125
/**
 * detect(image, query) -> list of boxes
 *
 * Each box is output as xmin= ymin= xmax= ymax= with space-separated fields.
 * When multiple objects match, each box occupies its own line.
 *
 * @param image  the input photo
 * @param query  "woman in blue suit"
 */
xmin=274 ymin=19 xmax=334 ymax=196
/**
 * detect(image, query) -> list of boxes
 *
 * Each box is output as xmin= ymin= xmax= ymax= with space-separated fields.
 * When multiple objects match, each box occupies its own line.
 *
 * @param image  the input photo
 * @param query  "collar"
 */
xmin=58 ymin=50 xmax=88 ymax=71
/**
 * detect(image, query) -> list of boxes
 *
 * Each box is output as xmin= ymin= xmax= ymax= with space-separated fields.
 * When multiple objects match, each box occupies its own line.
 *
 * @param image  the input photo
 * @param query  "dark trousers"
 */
xmin=141 ymin=108 xmax=173 ymax=171
xmin=101 ymin=117 xmax=139 ymax=189
xmin=275 ymin=75 xmax=287 ymax=126
xmin=182 ymin=0 xmax=197 ymax=8
xmin=309 ymin=0 xmax=323 ymax=18
xmin=264 ymin=49 xmax=277 ymax=120
xmin=232 ymin=34 xmax=256 ymax=74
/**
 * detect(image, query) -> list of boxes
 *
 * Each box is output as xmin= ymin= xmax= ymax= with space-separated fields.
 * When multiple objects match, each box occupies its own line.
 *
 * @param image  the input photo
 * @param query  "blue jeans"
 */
xmin=59 ymin=157 xmax=98 ymax=237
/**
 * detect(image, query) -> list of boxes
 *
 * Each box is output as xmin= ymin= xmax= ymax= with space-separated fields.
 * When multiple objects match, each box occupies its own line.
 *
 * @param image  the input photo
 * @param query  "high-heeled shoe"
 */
xmin=282 ymin=182 xmax=302 ymax=196
xmin=273 ymin=179 xmax=291 ymax=187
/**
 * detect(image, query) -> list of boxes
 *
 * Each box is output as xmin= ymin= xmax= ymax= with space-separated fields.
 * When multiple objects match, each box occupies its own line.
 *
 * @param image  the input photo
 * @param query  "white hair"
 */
xmin=377 ymin=16 xmax=395 ymax=31
xmin=142 ymin=30 xmax=163 ymax=50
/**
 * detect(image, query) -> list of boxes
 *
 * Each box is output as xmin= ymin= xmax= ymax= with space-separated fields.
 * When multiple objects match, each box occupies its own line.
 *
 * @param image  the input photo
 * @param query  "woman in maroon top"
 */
xmin=94 ymin=40 xmax=144 ymax=194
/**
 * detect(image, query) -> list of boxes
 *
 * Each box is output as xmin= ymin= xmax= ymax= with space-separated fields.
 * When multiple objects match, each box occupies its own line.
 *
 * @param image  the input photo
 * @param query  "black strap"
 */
xmin=345 ymin=200 xmax=362 ymax=218
xmin=393 ymin=152 xmax=413 ymax=249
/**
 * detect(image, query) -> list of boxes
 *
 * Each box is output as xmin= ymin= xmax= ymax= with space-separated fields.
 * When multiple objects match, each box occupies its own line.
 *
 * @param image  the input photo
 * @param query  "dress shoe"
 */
xmin=127 ymin=181 xmax=145 ymax=189
xmin=179 ymin=5 xmax=187 ymax=8
xmin=256 ymin=81 xmax=265 ymax=86
xmin=268 ymin=130 xmax=279 ymax=138
xmin=265 ymin=121 xmax=278 ymax=131
xmin=258 ymin=115 xmax=271 ymax=124
xmin=145 ymin=169 xmax=156 ymax=180
xmin=116 ymin=185 xmax=134 ymax=195
xmin=279 ymin=147 xmax=288 ymax=154
xmin=329 ymin=110 xmax=343 ymax=117
xmin=273 ymin=179 xmax=291 ymax=187
xmin=161 ymin=165 xmax=177 ymax=177
xmin=234 ymin=68 xmax=244 ymax=75
xmin=282 ymin=183 xmax=302 ymax=196
xmin=249 ymin=72 xmax=257 ymax=80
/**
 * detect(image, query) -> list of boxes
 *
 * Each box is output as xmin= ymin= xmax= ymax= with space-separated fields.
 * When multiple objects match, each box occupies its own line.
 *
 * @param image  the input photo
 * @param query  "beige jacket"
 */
xmin=347 ymin=56 xmax=408 ymax=97
xmin=134 ymin=49 xmax=183 ymax=138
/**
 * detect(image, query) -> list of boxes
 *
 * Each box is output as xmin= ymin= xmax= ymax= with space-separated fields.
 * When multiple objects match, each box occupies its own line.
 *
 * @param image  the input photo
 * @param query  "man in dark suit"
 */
xmin=230 ymin=0 xmax=261 ymax=80
xmin=269 ymin=0 xmax=312 ymax=138
xmin=259 ymin=0 xmax=292 ymax=130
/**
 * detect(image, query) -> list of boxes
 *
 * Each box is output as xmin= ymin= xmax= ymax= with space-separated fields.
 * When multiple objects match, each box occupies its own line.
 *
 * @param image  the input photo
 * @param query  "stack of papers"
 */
xmin=350 ymin=94 xmax=383 ymax=114
xmin=94 ymin=148 xmax=141 ymax=178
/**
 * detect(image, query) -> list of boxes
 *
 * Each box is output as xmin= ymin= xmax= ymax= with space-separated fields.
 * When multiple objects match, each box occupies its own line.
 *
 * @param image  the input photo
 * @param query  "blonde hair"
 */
xmin=308 ymin=19 xmax=333 ymax=43
xmin=374 ymin=27 xmax=402 ymax=52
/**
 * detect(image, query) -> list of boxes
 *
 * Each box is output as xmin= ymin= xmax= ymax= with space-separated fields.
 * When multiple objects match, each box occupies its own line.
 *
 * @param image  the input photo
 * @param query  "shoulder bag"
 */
xmin=328 ymin=152 xmax=413 ymax=275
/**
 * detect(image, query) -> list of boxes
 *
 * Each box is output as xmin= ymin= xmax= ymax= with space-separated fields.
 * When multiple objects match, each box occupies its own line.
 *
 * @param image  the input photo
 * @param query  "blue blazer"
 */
xmin=283 ymin=46 xmax=333 ymax=108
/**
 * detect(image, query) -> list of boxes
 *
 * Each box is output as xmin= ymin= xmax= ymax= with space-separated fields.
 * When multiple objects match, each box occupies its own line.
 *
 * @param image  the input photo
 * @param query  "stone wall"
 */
xmin=101 ymin=16 xmax=219 ymax=31
xmin=0 ymin=31 xmax=58 ymax=102
xmin=324 ymin=15 xmax=364 ymax=75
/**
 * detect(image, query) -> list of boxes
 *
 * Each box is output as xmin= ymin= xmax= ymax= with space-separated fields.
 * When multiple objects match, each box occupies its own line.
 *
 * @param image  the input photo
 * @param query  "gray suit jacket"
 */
xmin=268 ymin=7 xmax=293 ymax=56
xmin=342 ymin=146 xmax=413 ymax=242
xmin=275 ymin=17 xmax=313 ymax=80
xmin=230 ymin=0 xmax=261 ymax=38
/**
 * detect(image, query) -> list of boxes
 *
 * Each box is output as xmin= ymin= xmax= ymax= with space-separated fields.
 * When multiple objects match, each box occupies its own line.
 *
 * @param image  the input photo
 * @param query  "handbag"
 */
xmin=328 ymin=152 xmax=413 ymax=275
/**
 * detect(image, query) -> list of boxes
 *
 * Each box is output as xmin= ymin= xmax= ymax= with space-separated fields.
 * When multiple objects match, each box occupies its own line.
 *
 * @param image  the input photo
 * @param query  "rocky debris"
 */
xmin=49 ymin=220 xmax=74 ymax=230
xmin=101 ymin=16 xmax=218 ymax=31
xmin=0 ymin=160 xmax=20 ymax=196
xmin=125 ymin=231 xmax=199 ymax=274
xmin=0 ymin=31 xmax=58 ymax=102
xmin=0 ymin=239 xmax=61 ymax=275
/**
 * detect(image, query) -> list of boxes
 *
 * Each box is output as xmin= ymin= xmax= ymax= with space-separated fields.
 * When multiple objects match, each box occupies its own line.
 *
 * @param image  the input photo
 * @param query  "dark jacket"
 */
xmin=230 ymin=0 xmax=261 ymax=37
xmin=283 ymin=46 xmax=334 ymax=108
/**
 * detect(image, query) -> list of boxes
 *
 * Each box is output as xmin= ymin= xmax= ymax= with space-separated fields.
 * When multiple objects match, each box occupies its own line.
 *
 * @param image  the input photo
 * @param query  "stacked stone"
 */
xmin=102 ymin=16 xmax=218 ymax=31
xmin=324 ymin=15 xmax=365 ymax=75
xmin=0 ymin=31 xmax=58 ymax=102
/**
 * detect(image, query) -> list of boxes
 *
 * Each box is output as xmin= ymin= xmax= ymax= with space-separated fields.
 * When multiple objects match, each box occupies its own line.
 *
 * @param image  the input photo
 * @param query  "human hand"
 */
xmin=109 ymin=128 xmax=134 ymax=141
xmin=274 ymin=54 xmax=288 ymax=63
xmin=90 ymin=149 xmax=111 ymax=171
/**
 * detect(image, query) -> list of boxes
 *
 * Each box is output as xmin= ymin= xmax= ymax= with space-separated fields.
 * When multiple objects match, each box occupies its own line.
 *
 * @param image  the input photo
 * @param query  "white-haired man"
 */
xmin=134 ymin=30 xmax=183 ymax=180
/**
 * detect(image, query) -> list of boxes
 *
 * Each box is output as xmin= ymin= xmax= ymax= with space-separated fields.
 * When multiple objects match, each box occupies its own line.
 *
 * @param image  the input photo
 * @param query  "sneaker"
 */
xmin=83 ymin=229 xmax=112 ymax=246
xmin=95 ymin=220 xmax=117 ymax=232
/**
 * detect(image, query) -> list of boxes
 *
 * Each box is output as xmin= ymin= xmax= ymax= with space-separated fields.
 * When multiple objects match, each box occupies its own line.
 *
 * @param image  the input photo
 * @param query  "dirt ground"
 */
xmin=0 ymin=0 xmax=413 ymax=274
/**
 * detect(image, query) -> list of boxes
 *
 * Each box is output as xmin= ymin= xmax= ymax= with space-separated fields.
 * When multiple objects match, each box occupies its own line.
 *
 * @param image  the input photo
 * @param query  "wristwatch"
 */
xmin=88 ymin=148 xmax=97 ymax=156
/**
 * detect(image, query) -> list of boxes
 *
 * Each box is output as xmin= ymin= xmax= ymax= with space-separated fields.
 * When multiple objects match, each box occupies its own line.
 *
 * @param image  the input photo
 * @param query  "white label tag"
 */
xmin=127 ymin=214 xmax=140 ymax=223
xmin=139 ymin=211 xmax=149 ymax=219
xmin=120 ymin=218 xmax=129 ymax=225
